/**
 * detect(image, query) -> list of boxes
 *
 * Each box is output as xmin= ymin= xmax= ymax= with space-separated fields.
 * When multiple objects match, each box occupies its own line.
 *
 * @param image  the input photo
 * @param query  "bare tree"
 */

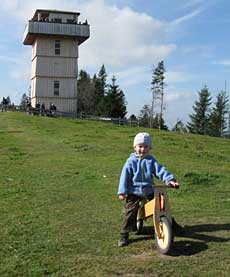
xmin=151 ymin=61 xmax=166 ymax=129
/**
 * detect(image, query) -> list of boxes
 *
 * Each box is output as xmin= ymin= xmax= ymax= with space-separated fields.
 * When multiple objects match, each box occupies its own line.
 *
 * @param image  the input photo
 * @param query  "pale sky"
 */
xmin=0 ymin=0 xmax=230 ymax=128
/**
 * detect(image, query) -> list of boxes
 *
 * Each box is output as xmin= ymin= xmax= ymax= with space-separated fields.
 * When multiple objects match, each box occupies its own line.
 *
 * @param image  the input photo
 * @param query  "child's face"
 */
xmin=134 ymin=144 xmax=150 ymax=157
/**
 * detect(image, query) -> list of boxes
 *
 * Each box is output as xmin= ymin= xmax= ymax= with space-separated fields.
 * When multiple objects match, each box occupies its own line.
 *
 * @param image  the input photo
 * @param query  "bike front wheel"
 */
xmin=155 ymin=216 xmax=173 ymax=254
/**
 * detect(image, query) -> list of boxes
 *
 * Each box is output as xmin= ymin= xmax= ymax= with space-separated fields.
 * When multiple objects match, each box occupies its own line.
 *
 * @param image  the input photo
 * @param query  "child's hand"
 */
xmin=118 ymin=194 xmax=126 ymax=200
xmin=168 ymin=180 xmax=179 ymax=189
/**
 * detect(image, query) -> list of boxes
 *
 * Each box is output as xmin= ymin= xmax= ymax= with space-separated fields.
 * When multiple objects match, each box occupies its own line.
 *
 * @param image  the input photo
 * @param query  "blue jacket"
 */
xmin=118 ymin=153 xmax=174 ymax=196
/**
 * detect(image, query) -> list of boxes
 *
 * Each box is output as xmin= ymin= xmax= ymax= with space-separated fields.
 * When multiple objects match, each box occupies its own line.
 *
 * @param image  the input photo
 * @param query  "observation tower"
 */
xmin=23 ymin=9 xmax=90 ymax=112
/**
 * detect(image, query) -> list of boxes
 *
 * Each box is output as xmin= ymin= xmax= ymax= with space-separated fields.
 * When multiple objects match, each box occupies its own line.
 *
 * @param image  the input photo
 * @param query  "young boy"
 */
xmin=118 ymin=132 xmax=179 ymax=247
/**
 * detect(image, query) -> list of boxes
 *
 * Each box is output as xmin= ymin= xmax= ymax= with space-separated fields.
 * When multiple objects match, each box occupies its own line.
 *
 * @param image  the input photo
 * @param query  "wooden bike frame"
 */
xmin=137 ymin=185 xmax=172 ymax=239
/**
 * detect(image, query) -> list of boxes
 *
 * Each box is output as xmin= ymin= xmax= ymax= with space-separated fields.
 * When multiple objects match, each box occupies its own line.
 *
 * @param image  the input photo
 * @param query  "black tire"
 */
xmin=155 ymin=217 xmax=173 ymax=254
xmin=136 ymin=219 xmax=143 ymax=234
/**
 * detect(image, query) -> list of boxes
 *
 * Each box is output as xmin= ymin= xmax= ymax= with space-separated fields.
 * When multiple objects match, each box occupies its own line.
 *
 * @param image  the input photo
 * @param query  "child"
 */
xmin=118 ymin=132 xmax=179 ymax=247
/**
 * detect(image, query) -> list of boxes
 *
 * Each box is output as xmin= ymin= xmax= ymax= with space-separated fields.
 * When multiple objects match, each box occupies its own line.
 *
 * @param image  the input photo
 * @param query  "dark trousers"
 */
xmin=120 ymin=193 xmax=154 ymax=235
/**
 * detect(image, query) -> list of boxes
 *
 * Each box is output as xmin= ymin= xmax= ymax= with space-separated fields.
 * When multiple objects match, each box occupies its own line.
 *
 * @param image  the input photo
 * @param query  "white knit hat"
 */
xmin=133 ymin=132 xmax=152 ymax=148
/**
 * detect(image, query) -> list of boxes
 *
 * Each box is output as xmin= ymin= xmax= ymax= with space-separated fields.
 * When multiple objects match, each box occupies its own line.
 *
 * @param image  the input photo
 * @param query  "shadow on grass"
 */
xmin=182 ymin=223 xmax=230 ymax=242
xmin=170 ymin=223 xmax=230 ymax=256
xmin=129 ymin=224 xmax=230 ymax=256
xmin=169 ymin=240 xmax=208 ymax=256
xmin=129 ymin=226 xmax=155 ymax=244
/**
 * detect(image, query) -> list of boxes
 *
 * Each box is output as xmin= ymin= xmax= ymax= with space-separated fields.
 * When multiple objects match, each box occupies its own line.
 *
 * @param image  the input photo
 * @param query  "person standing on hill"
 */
xmin=117 ymin=132 xmax=179 ymax=247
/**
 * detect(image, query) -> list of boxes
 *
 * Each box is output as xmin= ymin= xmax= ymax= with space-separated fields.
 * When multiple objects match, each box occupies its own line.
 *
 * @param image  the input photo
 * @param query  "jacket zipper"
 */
xmin=141 ymin=158 xmax=145 ymax=196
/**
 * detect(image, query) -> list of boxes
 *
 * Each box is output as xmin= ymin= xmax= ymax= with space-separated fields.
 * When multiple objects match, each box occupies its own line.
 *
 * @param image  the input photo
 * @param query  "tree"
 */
xmin=138 ymin=105 xmax=151 ymax=127
xmin=6 ymin=96 xmax=11 ymax=106
xmin=105 ymin=76 xmax=127 ymax=118
xmin=151 ymin=61 xmax=166 ymax=129
xmin=19 ymin=93 xmax=28 ymax=111
xmin=137 ymin=105 xmax=168 ymax=129
xmin=208 ymin=91 xmax=229 ymax=137
xmin=77 ymin=70 xmax=95 ymax=114
xmin=187 ymin=86 xmax=212 ymax=135
xmin=152 ymin=114 xmax=168 ymax=130
xmin=172 ymin=120 xmax=187 ymax=133
xmin=94 ymin=64 xmax=108 ymax=115
xmin=129 ymin=114 xmax=137 ymax=121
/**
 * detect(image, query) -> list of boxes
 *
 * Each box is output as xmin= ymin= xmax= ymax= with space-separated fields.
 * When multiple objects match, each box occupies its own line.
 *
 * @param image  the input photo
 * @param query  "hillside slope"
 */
xmin=0 ymin=112 xmax=229 ymax=276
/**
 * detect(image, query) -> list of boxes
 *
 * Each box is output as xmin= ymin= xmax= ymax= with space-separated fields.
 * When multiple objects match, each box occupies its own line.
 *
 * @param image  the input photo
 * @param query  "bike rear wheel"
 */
xmin=155 ymin=216 xmax=173 ymax=254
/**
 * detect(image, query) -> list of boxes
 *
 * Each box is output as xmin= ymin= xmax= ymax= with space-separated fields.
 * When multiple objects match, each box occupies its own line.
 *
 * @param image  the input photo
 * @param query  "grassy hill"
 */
xmin=0 ymin=112 xmax=229 ymax=276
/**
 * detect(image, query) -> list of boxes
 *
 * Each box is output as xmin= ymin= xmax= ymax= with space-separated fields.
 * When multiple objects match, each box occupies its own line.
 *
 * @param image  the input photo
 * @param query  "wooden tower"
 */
xmin=23 ymin=9 xmax=90 ymax=112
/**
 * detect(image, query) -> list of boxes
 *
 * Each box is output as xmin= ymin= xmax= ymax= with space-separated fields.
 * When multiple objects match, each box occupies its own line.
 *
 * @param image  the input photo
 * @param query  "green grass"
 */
xmin=0 ymin=112 xmax=229 ymax=276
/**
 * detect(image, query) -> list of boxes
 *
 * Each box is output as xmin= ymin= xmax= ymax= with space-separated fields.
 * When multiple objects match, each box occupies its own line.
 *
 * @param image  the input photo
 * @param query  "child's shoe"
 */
xmin=118 ymin=233 xmax=129 ymax=247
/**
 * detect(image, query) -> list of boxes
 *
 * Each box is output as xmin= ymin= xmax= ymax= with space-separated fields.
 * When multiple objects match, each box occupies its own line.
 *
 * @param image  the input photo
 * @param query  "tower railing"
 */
xmin=23 ymin=21 xmax=90 ymax=45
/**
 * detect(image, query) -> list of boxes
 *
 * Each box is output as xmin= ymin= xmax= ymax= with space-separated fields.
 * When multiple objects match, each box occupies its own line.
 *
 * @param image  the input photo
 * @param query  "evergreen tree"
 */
xmin=129 ymin=114 xmax=137 ymax=121
xmin=187 ymin=86 xmax=212 ymax=135
xmin=94 ymin=64 xmax=108 ymax=115
xmin=105 ymin=76 xmax=127 ymax=118
xmin=77 ymin=70 xmax=95 ymax=114
xmin=151 ymin=61 xmax=166 ymax=129
xmin=138 ymin=105 xmax=151 ymax=127
xmin=20 ymin=93 xmax=28 ymax=111
xmin=172 ymin=120 xmax=187 ymax=133
xmin=152 ymin=114 xmax=168 ymax=130
xmin=6 ymin=96 xmax=11 ymax=106
xmin=137 ymin=105 xmax=168 ymax=129
xmin=208 ymin=91 xmax=229 ymax=137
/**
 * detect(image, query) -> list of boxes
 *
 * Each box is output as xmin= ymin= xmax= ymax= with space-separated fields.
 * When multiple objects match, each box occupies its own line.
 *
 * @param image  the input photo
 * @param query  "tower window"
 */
xmin=55 ymin=40 xmax=60 ymax=55
xmin=54 ymin=81 xmax=60 ymax=96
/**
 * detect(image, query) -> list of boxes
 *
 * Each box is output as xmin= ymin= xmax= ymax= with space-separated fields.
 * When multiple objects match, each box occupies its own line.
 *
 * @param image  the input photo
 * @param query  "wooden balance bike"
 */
xmin=136 ymin=185 xmax=176 ymax=254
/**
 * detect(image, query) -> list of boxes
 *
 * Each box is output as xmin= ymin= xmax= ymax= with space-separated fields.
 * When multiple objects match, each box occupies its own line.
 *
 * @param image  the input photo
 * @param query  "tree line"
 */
xmin=135 ymin=61 xmax=230 ymax=138
xmin=77 ymin=65 xmax=127 ymax=118
xmin=187 ymin=85 xmax=229 ymax=137
xmin=77 ymin=62 xmax=169 ymax=130
xmin=16 ymin=61 xmax=230 ymax=138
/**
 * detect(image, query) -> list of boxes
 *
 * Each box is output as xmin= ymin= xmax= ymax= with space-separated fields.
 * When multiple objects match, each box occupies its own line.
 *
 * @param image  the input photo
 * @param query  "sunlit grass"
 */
xmin=0 ymin=112 xmax=229 ymax=276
